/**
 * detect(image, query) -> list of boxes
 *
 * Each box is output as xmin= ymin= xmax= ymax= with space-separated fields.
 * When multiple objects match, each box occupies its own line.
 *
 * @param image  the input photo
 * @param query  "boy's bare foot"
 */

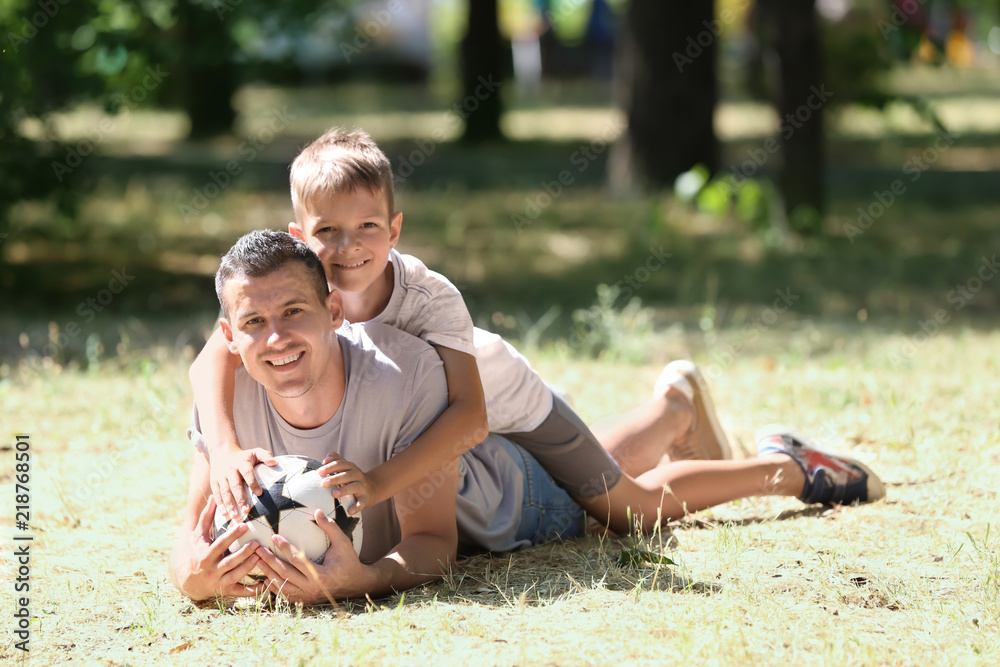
xmin=654 ymin=360 xmax=732 ymax=461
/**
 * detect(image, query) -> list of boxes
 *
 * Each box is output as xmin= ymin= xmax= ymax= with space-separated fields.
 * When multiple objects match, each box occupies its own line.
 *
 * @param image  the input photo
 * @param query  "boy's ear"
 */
xmin=288 ymin=221 xmax=306 ymax=241
xmin=219 ymin=318 xmax=239 ymax=354
xmin=326 ymin=290 xmax=345 ymax=330
xmin=388 ymin=210 xmax=403 ymax=249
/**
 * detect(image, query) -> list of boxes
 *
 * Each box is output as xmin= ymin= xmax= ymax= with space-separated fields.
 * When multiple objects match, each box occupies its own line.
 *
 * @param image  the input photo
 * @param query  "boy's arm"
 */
xmin=324 ymin=346 xmax=487 ymax=513
xmin=189 ymin=326 xmax=276 ymax=519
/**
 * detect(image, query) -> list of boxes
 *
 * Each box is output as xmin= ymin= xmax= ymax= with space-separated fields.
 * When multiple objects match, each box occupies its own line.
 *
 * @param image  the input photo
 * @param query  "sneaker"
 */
xmin=756 ymin=425 xmax=886 ymax=505
xmin=655 ymin=360 xmax=732 ymax=461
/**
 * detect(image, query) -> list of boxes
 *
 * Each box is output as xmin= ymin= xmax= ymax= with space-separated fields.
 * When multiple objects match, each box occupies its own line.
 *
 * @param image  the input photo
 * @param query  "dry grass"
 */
xmin=2 ymin=318 xmax=999 ymax=666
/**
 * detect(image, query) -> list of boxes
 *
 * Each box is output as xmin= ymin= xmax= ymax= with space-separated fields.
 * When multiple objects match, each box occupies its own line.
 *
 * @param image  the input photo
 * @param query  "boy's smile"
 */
xmin=290 ymin=186 xmax=402 ymax=321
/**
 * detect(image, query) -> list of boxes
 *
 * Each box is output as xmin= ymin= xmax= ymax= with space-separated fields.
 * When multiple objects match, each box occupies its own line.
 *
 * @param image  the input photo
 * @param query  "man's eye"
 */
xmin=361 ymin=222 xmax=377 ymax=228
xmin=286 ymin=308 xmax=302 ymax=316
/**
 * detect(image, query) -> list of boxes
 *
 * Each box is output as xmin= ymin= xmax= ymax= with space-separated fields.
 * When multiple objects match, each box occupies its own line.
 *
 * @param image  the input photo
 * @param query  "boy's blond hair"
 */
xmin=290 ymin=127 xmax=395 ymax=219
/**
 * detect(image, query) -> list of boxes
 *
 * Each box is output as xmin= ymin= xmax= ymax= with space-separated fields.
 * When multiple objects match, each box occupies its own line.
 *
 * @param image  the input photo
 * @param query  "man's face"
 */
xmin=290 ymin=187 xmax=402 ymax=297
xmin=220 ymin=263 xmax=343 ymax=400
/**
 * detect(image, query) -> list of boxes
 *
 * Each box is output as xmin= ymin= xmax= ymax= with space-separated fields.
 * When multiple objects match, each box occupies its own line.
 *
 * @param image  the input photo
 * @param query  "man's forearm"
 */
xmin=350 ymin=534 xmax=455 ymax=599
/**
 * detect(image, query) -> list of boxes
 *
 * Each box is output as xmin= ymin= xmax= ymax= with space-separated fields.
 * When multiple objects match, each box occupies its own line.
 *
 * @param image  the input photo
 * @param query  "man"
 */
xmin=170 ymin=230 xmax=536 ymax=603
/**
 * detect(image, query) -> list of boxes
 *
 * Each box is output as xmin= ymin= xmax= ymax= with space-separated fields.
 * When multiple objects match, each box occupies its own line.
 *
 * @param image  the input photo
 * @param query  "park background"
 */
xmin=2 ymin=0 xmax=1000 ymax=664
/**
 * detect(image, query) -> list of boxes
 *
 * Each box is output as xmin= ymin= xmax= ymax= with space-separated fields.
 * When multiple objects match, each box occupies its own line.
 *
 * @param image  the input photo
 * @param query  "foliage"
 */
xmin=674 ymin=165 xmax=781 ymax=247
xmin=569 ymin=283 xmax=655 ymax=363
xmin=0 ymin=0 xmax=353 ymax=256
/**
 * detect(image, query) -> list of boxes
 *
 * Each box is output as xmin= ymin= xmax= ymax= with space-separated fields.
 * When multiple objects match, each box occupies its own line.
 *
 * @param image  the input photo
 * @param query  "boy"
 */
xmin=189 ymin=129 xmax=877 ymax=537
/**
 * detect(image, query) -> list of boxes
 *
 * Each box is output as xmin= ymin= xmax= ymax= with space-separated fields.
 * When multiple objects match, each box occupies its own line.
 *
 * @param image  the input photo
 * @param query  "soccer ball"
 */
xmin=212 ymin=454 xmax=363 ymax=581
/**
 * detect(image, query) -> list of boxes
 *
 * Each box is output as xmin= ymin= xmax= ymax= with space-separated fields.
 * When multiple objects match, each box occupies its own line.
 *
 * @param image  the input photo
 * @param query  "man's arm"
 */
xmin=255 ymin=452 xmax=459 ymax=602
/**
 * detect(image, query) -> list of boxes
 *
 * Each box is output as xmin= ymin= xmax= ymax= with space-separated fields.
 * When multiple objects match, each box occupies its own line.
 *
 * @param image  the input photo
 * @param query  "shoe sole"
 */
xmin=666 ymin=360 xmax=732 ymax=460
xmin=755 ymin=424 xmax=886 ymax=503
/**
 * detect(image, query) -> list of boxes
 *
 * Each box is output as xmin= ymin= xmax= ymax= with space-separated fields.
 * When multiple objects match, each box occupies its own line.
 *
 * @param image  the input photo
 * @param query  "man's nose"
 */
xmin=267 ymin=320 xmax=288 ymax=345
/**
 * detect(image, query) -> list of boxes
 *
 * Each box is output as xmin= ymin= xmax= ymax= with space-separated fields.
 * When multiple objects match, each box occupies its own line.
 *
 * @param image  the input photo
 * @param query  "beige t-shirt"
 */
xmin=190 ymin=321 xmax=529 ymax=560
xmin=369 ymin=249 xmax=553 ymax=432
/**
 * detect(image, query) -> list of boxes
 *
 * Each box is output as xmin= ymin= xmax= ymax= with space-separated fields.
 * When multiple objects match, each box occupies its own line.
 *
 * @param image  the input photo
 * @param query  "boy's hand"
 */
xmin=320 ymin=452 xmax=373 ymax=516
xmin=210 ymin=444 xmax=277 ymax=519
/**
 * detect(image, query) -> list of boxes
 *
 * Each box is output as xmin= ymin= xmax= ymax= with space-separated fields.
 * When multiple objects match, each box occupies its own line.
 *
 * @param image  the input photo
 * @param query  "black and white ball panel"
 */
xmin=212 ymin=454 xmax=363 ymax=579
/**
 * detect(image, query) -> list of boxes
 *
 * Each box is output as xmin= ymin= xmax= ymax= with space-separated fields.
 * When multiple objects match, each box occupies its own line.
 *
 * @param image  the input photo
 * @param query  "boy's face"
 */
xmin=289 ymin=187 xmax=402 ymax=297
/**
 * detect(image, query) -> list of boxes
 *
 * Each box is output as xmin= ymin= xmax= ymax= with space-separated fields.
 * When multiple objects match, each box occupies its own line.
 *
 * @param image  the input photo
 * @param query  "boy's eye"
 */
xmin=244 ymin=317 xmax=263 ymax=326
xmin=361 ymin=222 xmax=377 ymax=229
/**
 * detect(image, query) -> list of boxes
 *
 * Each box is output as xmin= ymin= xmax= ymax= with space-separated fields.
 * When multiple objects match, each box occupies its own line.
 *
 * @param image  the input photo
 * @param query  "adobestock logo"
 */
xmin=671 ymin=0 xmax=750 ymax=73
xmin=393 ymin=74 xmax=503 ymax=185
xmin=889 ymin=254 xmax=998 ymax=368
xmin=50 ymin=66 xmax=170 ymax=182
xmin=844 ymin=128 xmax=957 ymax=243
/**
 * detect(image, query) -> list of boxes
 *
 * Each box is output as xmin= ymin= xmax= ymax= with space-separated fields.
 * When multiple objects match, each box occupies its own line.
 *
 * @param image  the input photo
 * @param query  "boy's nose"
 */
xmin=335 ymin=230 xmax=359 ymax=251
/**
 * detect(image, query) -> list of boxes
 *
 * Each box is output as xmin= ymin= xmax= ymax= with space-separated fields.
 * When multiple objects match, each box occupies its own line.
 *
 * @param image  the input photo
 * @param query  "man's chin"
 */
xmin=268 ymin=382 xmax=312 ymax=399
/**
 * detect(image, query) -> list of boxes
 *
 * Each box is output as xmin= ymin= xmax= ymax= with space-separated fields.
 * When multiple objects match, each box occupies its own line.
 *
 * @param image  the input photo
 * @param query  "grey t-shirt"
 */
xmin=190 ymin=321 xmax=527 ymax=562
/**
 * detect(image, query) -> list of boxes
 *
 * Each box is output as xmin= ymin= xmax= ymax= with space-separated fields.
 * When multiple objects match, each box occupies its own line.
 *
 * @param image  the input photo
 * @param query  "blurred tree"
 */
xmin=609 ymin=0 xmax=718 ymax=191
xmin=0 ymin=0 xmax=348 ymax=266
xmin=459 ymin=0 xmax=505 ymax=142
xmin=169 ymin=0 xmax=238 ymax=138
xmin=753 ymin=0 xmax=825 ymax=234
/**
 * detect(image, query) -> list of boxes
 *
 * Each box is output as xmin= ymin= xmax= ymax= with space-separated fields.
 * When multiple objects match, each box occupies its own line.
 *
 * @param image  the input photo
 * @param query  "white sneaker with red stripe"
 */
xmin=756 ymin=425 xmax=885 ymax=505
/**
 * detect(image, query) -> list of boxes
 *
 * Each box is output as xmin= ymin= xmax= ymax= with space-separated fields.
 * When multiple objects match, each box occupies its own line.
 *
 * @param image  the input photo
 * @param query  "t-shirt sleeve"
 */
xmin=417 ymin=289 xmax=476 ymax=356
xmin=393 ymin=254 xmax=476 ymax=356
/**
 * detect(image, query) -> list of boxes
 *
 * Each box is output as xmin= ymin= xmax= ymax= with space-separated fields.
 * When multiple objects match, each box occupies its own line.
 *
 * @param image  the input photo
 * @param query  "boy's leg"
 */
xmin=591 ymin=361 xmax=730 ymax=477
xmin=576 ymin=456 xmax=804 ymax=534
xmin=504 ymin=393 xmax=624 ymax=501
xmin=504 ymin=362 xmax=732 ymax=511
xmin=579 ymin=427 xmax=884 ymax=534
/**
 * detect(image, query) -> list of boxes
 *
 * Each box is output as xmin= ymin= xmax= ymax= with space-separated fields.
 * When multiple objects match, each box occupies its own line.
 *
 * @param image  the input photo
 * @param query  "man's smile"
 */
xmin=267 ymin=352 xmax=303 ymax=367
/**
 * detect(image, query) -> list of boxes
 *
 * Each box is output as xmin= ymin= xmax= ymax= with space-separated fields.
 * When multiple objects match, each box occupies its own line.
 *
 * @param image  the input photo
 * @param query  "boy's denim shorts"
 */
xmin=497 ymin=437 xmax=586 ymax=545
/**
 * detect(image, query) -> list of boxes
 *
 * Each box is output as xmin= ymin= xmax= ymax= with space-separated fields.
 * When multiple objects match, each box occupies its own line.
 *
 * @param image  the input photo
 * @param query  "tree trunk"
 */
xmin=175 ymin=1 xmax=238 ymax=138
xmin=459 ymin=0 xmax=504 ymax=143
xmin=609 ymin=0 xmax=718 ymax=191
xmin=757 ymin=0 xmax=824 ymax=233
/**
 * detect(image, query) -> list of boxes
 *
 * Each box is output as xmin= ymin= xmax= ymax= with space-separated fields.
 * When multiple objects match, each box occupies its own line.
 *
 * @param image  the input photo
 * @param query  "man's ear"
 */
xmin=219 ymin=318 xmax=239 ymax=355
xmin=388 ymin=210 xmax=402 ymax=249
xmin=326 ymin=289 xmax=345 ymax=330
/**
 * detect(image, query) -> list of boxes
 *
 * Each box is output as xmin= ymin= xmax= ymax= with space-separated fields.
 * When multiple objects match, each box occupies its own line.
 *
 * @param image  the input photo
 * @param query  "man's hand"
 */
xmin=255 ymin=509 xmax=375 ymax=603
xmin=172 ymin=497 xmax=266 ymax=602
xmin=320 ymin=452 xmax=374 ymax=516
xmin=209 ymin=444 xmax=277 ymax=519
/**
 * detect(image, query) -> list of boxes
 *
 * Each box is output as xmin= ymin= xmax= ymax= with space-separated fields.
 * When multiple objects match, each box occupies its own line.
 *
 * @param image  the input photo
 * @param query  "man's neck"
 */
xmin=340 ymin=260 xmax=395 ymax=324
xmin=268 ymin=337 xmax=347 ymax=430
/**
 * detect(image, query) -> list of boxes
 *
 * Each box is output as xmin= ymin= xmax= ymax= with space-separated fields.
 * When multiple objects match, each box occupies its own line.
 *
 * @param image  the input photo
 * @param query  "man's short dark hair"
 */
xmin=215 ymin=230 xmax=329 ymax=319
